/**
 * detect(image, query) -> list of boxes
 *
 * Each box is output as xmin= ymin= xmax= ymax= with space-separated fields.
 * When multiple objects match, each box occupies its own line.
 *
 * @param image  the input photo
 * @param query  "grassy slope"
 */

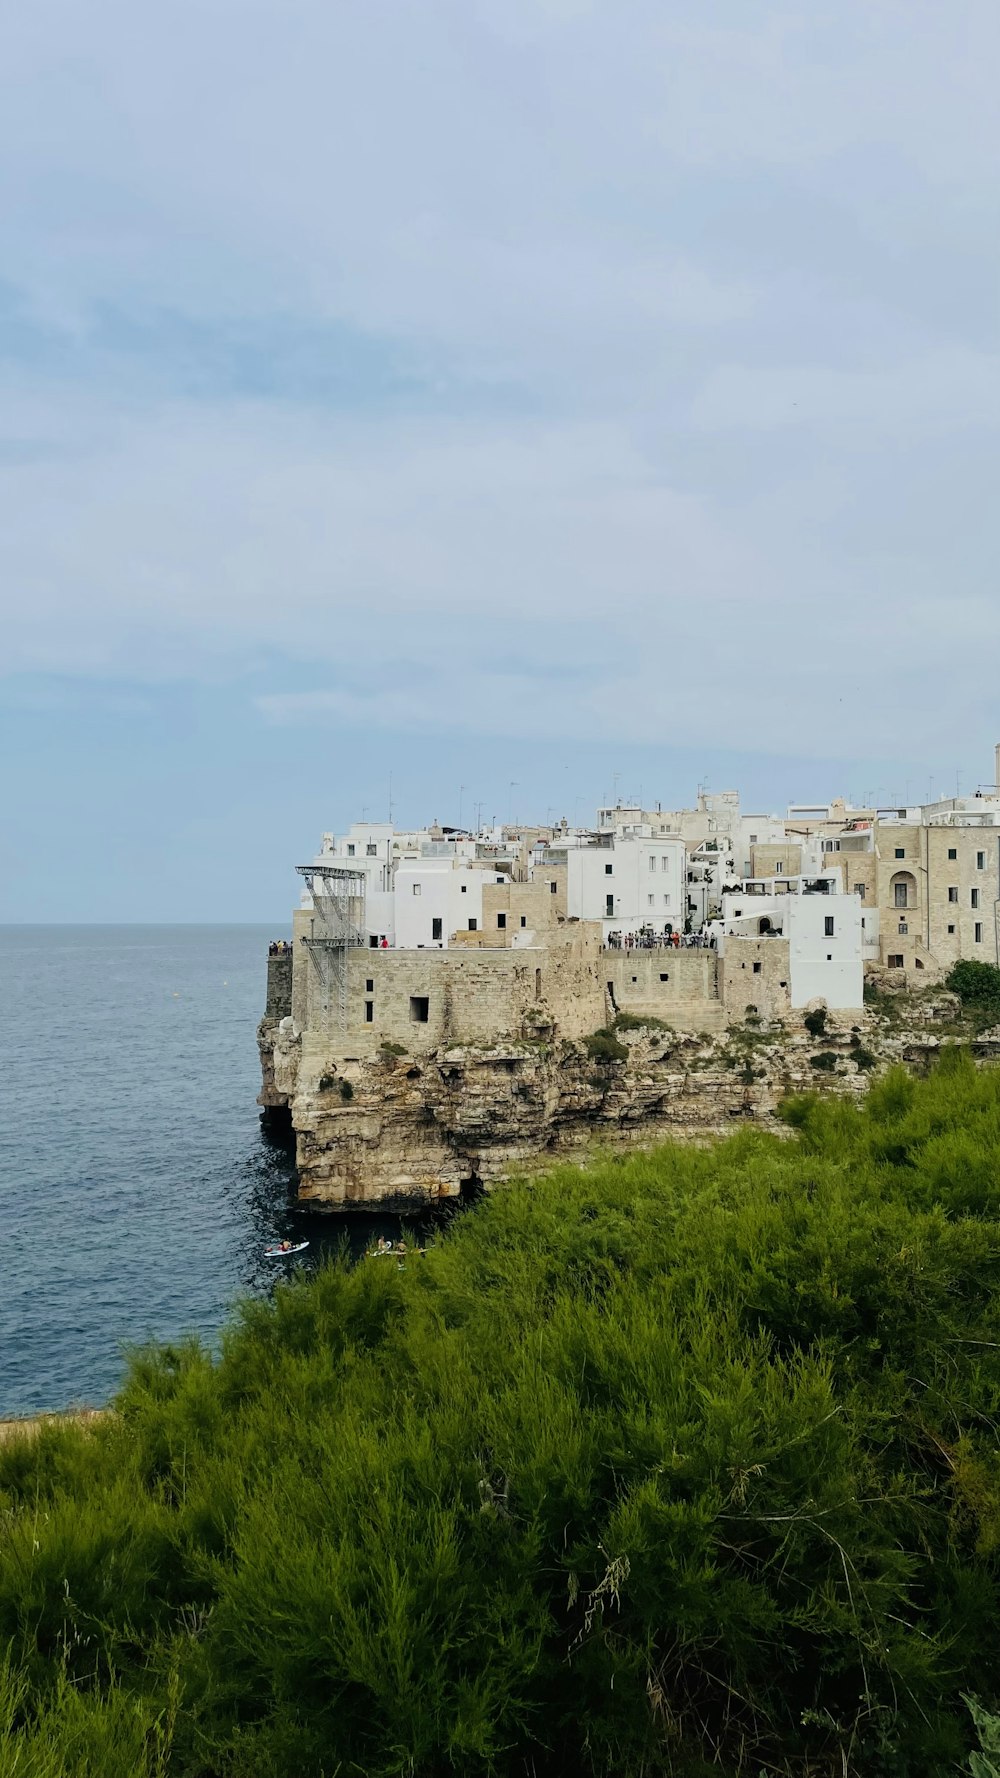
xmin=4 ymin=1052 xmax=1000 ymax=1776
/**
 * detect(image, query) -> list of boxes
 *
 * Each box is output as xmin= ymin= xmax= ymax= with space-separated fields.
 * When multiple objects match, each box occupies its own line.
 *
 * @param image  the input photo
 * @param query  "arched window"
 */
xmin=890 ymin=870 xmax=917 ymax=910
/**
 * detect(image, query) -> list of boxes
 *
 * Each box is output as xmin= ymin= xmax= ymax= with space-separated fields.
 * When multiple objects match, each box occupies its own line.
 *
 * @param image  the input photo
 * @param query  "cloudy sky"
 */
xmin=3 ymin=0 xmax=999 ymax=919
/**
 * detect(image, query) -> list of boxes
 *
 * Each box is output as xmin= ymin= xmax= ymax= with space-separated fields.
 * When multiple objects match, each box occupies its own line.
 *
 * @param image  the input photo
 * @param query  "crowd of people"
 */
xmin=605 ymin=928 xmax=717 ymax=952
xmin=268 ymin=939 xmax=292 ymax=956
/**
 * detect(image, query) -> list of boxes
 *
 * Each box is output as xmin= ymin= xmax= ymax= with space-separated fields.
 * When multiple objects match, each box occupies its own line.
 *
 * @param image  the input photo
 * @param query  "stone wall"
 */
xmin=265 ymin=953 xmax=293 ymax=1019
xmin=294 ymin=928 xmax=609 ymax=1059
xmin=604 ymin=948 xmax=725 ymax=1031
xmin=720 ymin=937 xmax=792 ymax=1022
xmin=457 ymin=870 xmax=569 ymax=946
xmin=749 ymin=843 xmax=802 ymax=879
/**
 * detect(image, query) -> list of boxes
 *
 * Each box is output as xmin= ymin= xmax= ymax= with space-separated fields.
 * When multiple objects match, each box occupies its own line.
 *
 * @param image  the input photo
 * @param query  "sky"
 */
xmin=2 ymin=0 xmax=1000 ymax=920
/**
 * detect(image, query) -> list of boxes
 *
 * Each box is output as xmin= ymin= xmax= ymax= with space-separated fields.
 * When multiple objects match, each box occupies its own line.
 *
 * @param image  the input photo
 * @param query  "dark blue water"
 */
xmin=0 ymin=926 xmax=404 ymax=1417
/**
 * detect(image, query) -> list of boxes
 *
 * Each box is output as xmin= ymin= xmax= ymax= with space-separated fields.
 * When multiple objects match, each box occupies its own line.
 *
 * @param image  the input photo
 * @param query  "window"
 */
xmin=894 ymin=883 xmax=908 ymax=908
xmin=520 ymin=916 xmax=527 ymax=928
xmin=894 ymin=847 xmax=905 ymax=859
xmin=468 ymin=918 xmax=477 ymax=932
xmin=366 ymin=843 xmax=377 ymax=857
xmin=775 ymin=861 xmax=783 ymax=873
xmin=854 ymin=883 xmax=866 ymax=899
xmin=364 ymin=1001 xmax=373 ymax=1023
xmin=753 ymin=961 xmax=762 ymax=974
xmin=898 ymin=922 xmax=908 ymax=935
xmin=431 ymin=918 xmax=442 ymax=941
xmin=749 ymin=833 xmax=757 ymax=844
xmin=497 ymin=913 xmax=506 ymax=930
xmin=460 ymin=884 xmax=467 ymax=894
xmin=824 ymin=916 xmax=834 ymax=936
xmin=975 ymin=922 xmax=984 ymax=943
xmin=347 ymin=843 xmax=355 ymax=856
xmin=972 ymin=889 xmax=980 ymax=909
xmin=888 ymin=955 xmax=904 ymax=968
xmin=605 ymin=894 xmax=614 ymax=916
xmin=948 ymin=923 xmax=956 ymax=934
xmin=605 ymin=863 xmax=613 ymax=875
xmin=550 ymin=881 xmax=557 ymax=894
xmin=978 ymin=851 xmax=987 ymax=870
xmin=648 ymin=894 xmax=655 ymax=907
xmin=366 ymin=978 xmax=374 ymax=992
xmin=649 ymin=856 xmax=656 ymax=872
xmin=369 ymin=935 xmax=379 ymax=948
xmin=409 ymin=996 xmax=429 ymax=1023
xmin=661 ymin=855 xmax=668 ymax=871
xmin=412 ymin=883 xmax=421 ymax=896
xmin=948 ymin=886 xmax=958 ymax=903
xmin=660 ymin=972 xmax=669 ymax=982
xmin=948 ymin=847 xmax=957 ymax=860
xmin=663 ymin=894 xmax=670 ymax=908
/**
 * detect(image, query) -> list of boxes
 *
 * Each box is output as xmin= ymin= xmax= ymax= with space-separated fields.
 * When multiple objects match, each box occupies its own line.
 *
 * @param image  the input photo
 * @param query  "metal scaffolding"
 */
xmin=296 ymin=864 xmax=367 ymax=1034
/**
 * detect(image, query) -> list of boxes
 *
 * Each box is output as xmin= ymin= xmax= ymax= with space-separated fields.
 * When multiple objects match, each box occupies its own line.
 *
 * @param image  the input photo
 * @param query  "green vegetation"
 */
xmin=947 ymin=960 xmax=1000 ymax=1028
xmin=6 ymin=1055 xmax=1000 ymax=1773
xmin=611 ymin=1012 xmax=672 ymax=1035
xmin=968 ymin=1696 xmax=1000 ymax=1777
xmin=803 ymin=1006 xmax=828 ymax=1037
xmin=583 ymin=1026 xmax=628 ymax=1063
xmin=808 ymin=1050 xmax=839 ymax=1071
xmin=379 ymin=1040 xmax=408 ymax=1058
xmin=338 ymin=1079 xmax=354 ymax=1101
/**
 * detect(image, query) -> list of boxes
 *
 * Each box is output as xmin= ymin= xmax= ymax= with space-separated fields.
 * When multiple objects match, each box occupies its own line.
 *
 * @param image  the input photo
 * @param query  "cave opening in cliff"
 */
xmin=459 ymin=1172 xmax=484 ymax=1204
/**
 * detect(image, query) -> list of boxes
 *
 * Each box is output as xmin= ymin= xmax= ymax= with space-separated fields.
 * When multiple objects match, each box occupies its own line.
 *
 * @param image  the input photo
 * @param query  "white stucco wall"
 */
xmin=786 ymin=894 xmax=863 ymax=1008
xmin=567 ymin=836 xmax=685 ymax=937
xmin=394 ymin=863 xmax=503 ymax=949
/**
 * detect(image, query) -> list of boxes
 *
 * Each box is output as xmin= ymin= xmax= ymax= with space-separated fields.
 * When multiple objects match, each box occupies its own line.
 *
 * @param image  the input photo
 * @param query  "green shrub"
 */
xmin=5 ymin=1060 xmax=1000 ymax=1772
xmin=583 ymin=1028 xmax=628 ymax=1063
xmin=380 ymin=1041 xmax=407 ymax=1057
xmin=339 ymin=1079 xmax=354 ymax=1101
xmin=804 ymin=1006 xmax=827 ymax=1037
xmin=809 ymin=1050 xmax=838 ymax=1071
xmin=967 ymin=1694 xmax=1000 ymax=1776
xmin=853 ymin=1045 xmax=877 ymax=1071
xmin=947 ymin=961 xmax=1000 ymax=1020
xmin=612 ymin=1013 xmax=671 ymax=1034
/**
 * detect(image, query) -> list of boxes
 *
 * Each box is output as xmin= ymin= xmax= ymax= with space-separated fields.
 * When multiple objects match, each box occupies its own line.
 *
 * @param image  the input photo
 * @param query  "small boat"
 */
xmin=263 ymin=1241 xmax=309 ymax=1259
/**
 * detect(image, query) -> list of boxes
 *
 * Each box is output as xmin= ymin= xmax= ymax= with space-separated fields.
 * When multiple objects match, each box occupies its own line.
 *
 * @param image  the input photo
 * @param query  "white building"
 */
xmin=394 ymin=860 xmax=506 ymax=949
xmin=721 ymin=872 xmax=863 ymax=1009
xmin=563 ymin=831 xmax=686 ymax=941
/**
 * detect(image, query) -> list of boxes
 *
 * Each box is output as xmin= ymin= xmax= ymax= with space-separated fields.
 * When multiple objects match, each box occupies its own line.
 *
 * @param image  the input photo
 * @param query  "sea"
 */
xmin=0 ymin=925 xmax=407 ymax=1418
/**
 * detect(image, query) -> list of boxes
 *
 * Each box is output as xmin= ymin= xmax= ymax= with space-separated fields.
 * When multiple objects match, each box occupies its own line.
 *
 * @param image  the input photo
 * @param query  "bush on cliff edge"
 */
xmin=5 ymin=1054 xmax=1000 ymax=1774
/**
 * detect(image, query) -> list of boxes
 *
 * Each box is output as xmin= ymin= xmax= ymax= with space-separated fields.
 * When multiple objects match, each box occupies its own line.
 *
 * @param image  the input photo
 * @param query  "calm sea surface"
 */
xmin=0 ymin=926 xmax=404 ymax=1417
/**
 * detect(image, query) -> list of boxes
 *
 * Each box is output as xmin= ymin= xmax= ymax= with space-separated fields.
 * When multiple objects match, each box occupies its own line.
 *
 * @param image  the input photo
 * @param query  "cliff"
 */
xmin=258 ymin=976 xmax=996 ymax=1210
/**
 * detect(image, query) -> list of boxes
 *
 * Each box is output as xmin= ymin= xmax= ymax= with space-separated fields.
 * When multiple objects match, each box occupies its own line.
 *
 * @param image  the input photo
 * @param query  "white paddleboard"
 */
xmin=264 ymin=1242 xmax=309 ymax=1258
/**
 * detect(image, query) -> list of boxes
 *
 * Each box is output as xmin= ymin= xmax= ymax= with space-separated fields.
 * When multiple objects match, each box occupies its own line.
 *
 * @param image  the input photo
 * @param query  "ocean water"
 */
xmin=0 ymin=926 xmax=402 ymax=1417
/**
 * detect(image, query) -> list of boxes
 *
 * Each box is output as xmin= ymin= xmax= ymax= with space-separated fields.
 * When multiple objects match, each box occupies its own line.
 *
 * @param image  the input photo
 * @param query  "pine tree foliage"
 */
xmin=5 ymin=1054 xmax=1000 ymax=1773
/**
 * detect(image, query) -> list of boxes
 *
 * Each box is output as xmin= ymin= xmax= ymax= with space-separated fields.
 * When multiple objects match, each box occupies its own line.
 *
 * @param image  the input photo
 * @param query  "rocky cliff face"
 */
xmin=257 ymin=985 xmax=990 ymax=1210
xmin=254 ymin=1017 xmax=903 ymax=1209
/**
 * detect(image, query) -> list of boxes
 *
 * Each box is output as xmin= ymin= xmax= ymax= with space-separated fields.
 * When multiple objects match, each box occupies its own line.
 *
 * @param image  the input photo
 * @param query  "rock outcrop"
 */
xmin=258 ymin=973 xmax=998 ymax=1211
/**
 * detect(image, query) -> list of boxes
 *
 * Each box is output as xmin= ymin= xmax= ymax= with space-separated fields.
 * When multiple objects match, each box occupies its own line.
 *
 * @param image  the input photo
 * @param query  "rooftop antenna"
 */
xmin=387 ymin=772 xmax=394 ymax=825
xmin=458 ymin=784 xmax=467 ymax=830
xmin=508 ymin=781 xmax=519 ymax=825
